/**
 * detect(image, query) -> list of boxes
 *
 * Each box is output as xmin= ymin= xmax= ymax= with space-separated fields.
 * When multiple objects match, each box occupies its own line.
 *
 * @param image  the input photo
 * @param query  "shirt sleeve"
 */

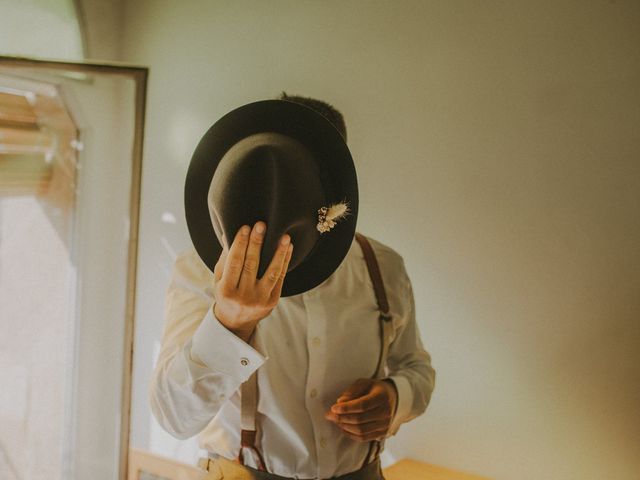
xmin=149 ymin=250 xmax=266 ymax=439
xmin=384 ymin=265 xmax=436 ymax=436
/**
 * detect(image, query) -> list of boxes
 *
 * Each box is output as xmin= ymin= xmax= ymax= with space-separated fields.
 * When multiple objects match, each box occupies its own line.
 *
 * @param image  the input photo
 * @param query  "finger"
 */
xmin=268 ymin=242 xmax=293 ymax=303
xmin=331 ymin=390 xmax=381 ymax=414
xmin=343 ymin=427 xmax=388 ymax=443
xmin=336 ymin=418 xmax=388 ymax=437
xmin=332 ymin=406 xmax=389 ymax=425
xmin=238 ymin=222 xmax=266 ymax=293
xmin=221 ymin=225 xmax=250 ymax=289
xmin=259 ymin=233 xmax=291 ymax=293
xmin=325 ymin=410 xmax=339 ymax=423
xmin=335 ymin=378 xmax=373 ymax=404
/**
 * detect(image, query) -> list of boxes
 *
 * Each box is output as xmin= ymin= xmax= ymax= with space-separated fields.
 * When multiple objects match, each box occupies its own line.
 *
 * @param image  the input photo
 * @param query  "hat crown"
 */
xmin=208 ymin=132 xmax=325 ymax=275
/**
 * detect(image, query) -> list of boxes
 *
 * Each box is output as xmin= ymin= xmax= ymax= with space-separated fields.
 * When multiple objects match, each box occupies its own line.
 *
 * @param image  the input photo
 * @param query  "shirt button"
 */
xmin=310 ymin=388 xmax=317 ymax=398
xmin=240 ymin=357 xmax=249 ymax=366
xmin=319 ymin=437 xmax=327 ymax=448
xmin=311 ymin=337 xmax=321 ymax=346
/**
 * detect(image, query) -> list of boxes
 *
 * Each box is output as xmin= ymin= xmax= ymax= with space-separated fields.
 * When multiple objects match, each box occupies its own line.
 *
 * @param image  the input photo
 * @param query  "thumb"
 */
xmin=336 ymin=378 xmax=373 ymax=404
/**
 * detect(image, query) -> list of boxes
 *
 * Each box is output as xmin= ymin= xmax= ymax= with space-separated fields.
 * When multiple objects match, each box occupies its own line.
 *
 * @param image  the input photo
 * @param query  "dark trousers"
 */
xmin=198 ymin=456 xmax=385 ymax=480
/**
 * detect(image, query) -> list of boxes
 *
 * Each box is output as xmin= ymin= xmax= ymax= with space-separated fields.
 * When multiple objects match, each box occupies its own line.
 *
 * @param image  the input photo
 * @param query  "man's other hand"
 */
xmin=212 ymin=221 xmax=293 ymax=342
xmin=325 ymin=378 xmax=398 ymax=442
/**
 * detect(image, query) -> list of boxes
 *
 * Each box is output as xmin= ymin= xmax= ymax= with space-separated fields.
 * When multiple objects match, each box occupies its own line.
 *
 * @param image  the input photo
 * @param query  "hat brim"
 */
xmin=185 ymin=100 xmax=358 ymax=297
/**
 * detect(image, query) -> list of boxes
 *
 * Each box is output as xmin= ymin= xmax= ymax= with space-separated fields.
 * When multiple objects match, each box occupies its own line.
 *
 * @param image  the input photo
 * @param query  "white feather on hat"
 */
xmin=317 ymin=201 xmax=350 ymax=233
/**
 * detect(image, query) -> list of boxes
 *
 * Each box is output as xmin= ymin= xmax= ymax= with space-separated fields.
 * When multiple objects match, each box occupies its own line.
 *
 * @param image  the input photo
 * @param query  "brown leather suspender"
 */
xmin=239 ymin=369 xmax=266 ymax=469
xmin=355 ymin=233 xmax=391 ymax=318
xmin=238 ymin=232 xmax=393 ymax=471
xmin=355 ymin=232 xmax=394 ymax=467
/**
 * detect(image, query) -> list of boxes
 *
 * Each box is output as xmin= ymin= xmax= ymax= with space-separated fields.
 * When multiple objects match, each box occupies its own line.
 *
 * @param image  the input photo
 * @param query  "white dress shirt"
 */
xmin=149 ymin=234 xmax=435 ymax=479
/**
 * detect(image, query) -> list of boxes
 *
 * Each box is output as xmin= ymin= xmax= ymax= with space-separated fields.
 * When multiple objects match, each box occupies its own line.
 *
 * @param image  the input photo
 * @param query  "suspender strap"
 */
xmin=354 ymin=233 xmax=394 ymax=467
xmin=239 ymin=365 xmax=266 ymax=470
xmin=240 ymin=371 xmax=257 ymax=432
xmin=355 ymin=233 xmax=391 ymax=317
xmin=355 ymin=233 xmax=394 ymax=377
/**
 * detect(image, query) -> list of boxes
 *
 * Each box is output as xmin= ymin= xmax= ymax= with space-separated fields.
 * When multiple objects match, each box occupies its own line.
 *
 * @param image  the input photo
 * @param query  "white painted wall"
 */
xmin=0 ymin=0 xmax=83 ymax=60
xmin=74 ymin=0 xmax=125 ymax=61
xmin=109 ymin=1 xmax=639 ymax=479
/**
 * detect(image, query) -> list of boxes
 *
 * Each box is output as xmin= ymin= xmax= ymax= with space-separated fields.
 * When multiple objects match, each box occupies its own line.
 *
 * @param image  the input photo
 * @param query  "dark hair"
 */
xmin=278 ymin=91 xmax=347 ymax=141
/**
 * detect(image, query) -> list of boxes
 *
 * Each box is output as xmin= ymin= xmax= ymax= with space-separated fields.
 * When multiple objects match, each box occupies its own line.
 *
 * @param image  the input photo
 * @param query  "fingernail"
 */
xmin=281 ymin=235 xmax=290 ymax=246
xmin=240 ymin=226 xmax=250 ymax=236
xmin=255 ymin=222 xmax=265 ymax=234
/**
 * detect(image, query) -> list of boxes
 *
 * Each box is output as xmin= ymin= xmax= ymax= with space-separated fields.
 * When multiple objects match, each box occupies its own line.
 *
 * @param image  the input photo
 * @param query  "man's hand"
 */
xmin=212 ymin=221 xmax=293 ymax=342
xmin=325 ymin=378 xmax=398 ymax=442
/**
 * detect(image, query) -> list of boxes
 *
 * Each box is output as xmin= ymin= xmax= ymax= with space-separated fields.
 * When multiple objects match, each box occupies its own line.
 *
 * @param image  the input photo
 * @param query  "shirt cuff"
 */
xmin=385 ymin=374 xmax=413 ymax=436
xmin=191 ymin=307 xmax=266 ymax=383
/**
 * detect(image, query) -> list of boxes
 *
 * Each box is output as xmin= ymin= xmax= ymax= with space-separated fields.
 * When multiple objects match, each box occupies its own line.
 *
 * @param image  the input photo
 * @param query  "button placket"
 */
xmin=304 ymin=294 xmax=324 ymax=403
xmin=303 ymin=292 xmax=334 ymax=478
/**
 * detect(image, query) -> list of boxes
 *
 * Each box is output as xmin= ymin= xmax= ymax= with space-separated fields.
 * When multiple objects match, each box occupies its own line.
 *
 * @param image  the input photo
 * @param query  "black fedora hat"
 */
xmin=185 ymin=99 xmax=358 ymax=297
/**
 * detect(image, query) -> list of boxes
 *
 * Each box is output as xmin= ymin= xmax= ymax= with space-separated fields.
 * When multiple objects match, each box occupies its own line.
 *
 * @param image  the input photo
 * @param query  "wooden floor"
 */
xmin=383 ymin=459 xmax=491 ymax=480
xmin=128 ymin=449 xmax=491 ymax=480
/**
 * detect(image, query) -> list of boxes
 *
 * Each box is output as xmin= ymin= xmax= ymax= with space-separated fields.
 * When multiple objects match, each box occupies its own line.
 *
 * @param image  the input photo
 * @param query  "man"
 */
xmin=149 ymin=94 xmax=435 ymax=479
